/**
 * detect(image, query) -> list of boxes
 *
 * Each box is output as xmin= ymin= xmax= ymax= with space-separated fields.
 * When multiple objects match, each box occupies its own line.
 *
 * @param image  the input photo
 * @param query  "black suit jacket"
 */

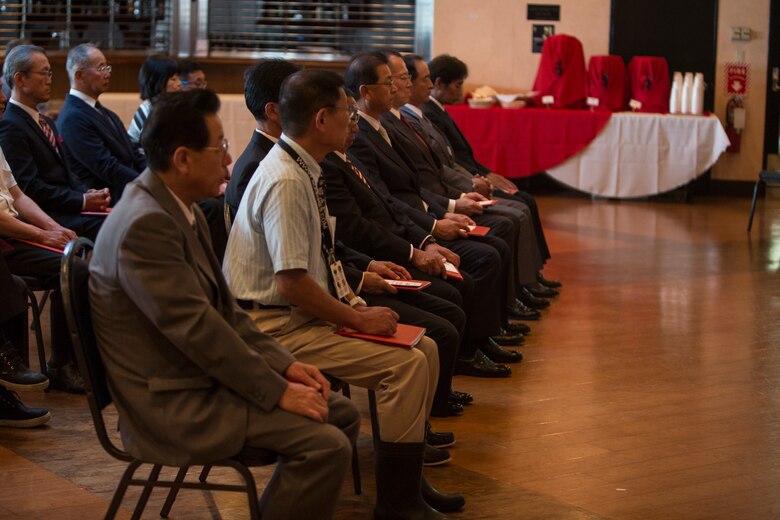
xmin=380 ymin=113 xmax=462 ymax=200
xmin=421 ymin=100 xmax=491 ymax=176
xmin=349 ymin=117 xmax=447 ymax=232
xmin=225 ymin=131 xmax=276 ymax=213
xmin=322 ymin=152 xmax=431 ymax=265
xmin=57 ymin=94 xmax=146 ymax=201
xmin=0 ymin=102 xmax=86 ymax=217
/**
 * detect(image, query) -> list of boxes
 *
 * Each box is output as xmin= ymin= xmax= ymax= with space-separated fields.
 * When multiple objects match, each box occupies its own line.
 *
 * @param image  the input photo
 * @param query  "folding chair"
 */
xmin=60 ymin=237 xmax=277 ymax=519
xmin=748 ymin=171 xmax=780 ymax=232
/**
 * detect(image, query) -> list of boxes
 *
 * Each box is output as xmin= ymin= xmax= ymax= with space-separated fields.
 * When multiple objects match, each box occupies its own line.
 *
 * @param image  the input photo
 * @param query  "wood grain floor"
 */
xmin=2 ymin=194 xmax=779 ymax=519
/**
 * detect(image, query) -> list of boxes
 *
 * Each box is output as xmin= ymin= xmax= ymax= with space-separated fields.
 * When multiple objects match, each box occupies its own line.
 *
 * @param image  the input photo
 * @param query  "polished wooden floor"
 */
xmin=2 ymin=193 xmax=780 ymax=519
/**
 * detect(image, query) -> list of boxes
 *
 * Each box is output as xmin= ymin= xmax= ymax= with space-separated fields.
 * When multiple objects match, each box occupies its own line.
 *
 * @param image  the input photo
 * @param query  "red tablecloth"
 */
xmin=445 ymin=105 xmax=612 ymax=178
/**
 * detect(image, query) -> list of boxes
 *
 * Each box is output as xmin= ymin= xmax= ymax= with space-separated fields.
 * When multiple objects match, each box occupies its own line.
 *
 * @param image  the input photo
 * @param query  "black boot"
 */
xmin=374 ymin=441 xmax=449 ymax=519
xmin=421 ymin=477 xmax=465 ymax=512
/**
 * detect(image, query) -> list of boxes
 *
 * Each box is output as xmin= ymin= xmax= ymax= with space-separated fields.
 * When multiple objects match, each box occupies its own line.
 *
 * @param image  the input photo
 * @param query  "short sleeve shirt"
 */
xmin=0 ymin=146 xmax=19 ymax=219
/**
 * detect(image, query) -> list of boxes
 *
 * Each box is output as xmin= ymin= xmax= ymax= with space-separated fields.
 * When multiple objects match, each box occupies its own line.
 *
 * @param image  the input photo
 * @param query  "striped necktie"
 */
xmin=346 ymin=157 xmax=371 ymax=189
xmin=38 ymin=117 xmax=59 ymax=152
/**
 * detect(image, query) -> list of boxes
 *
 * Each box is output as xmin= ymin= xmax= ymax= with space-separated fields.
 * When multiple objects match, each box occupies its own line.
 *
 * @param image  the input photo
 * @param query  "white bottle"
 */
xmin=669 ymin=72 xmax=683 ymax=114
xmin=691 ymin=73 xmax=705 ymax=115
xmin=681 ymin=72 xmax=694 ymax=114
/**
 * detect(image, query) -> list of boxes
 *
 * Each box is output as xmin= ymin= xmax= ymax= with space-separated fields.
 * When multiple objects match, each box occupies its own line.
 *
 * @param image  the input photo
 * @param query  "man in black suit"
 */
xmin=423 ymin=54 xmax=562 ymax=293
xmin=57 ymin=43 xmax=146 ymax=202
xmin=346 ymin=52 xmax=525 ymax=369
xmin=0 ymin=45 xmax=108 ymax=241
xmin=225 ymin=59 xmax=301 ymax=215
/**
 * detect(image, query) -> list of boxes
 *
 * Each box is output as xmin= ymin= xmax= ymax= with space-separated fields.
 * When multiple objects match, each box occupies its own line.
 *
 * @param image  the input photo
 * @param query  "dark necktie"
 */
xmin=401 ymin=115 xmax=430 ymax=150
xmin=38 ymin=117 xmax=59 ymax=153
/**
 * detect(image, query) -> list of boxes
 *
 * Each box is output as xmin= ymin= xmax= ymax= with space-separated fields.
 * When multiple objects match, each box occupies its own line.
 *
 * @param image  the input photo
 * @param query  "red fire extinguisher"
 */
xmin=725 ymin=96 xmax=745 ymax=153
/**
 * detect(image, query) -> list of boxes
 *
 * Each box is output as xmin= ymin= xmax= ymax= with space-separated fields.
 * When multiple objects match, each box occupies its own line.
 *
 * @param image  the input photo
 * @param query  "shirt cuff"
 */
xmin=447 ymin=199 xmax=456 ymax=213
xmin=356 ymin=273 xmax=366 ymax=295
xmin=408 ymin=244 xmax=414 ymax=261
xmin=430 ymin=220 xmax=437 ymax=234
xmin=82 ymin=194 xmax=86 ymax=210
xmin=418 ymin=235 xmax=434 ymax=250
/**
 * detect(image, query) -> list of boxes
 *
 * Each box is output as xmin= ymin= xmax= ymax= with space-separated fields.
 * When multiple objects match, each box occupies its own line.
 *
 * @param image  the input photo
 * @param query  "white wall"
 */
xmin=432 ymin=0 xmax=770 ymax=182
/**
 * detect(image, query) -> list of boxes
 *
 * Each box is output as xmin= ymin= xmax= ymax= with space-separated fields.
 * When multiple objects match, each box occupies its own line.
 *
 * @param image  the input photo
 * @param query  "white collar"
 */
xmin=357 ymin=110 xmax=382 ymax=132
xmin=403 ymin=103 xmax=424 ymax=118
xmin=428 ymin=96 xmax=446 ymax=111
xmin=164 ymin=184 xmax=195 ymax=227
xmin=334 ymin=151 xmax=347 ymax=161
xmin=280 ymin=134 xmax=321 ymax=177
xmin=9 ymin=98 xmax=41 ymax=122
xmin=69 ymin=89 xmax=98 ymax=108
xmin=389 ymin=108 xmax=402 ymax=119
xmin=255 ymin=129 xmax=279 ymax=143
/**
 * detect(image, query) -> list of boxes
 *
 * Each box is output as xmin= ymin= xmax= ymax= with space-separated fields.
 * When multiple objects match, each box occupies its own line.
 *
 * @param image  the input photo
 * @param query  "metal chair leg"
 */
xmin=368 ymin=390 xmax=380 ymax=446
xmin=159 ymin=466 xmax=189 ymax=518
xmin=228 ymin=460 xmax=261 ymax=520
xmin=199 ymin=465 xmax=212 ymax=483
xmin=748 ymin=179 xmax=762 ymax=232
xmin=130 ymin=464 xmax=162 ymax=520
xmin=105 ymin=460 xmax=143 ymax=520
xmin=25 ymin=288 xmax=48 ymax=381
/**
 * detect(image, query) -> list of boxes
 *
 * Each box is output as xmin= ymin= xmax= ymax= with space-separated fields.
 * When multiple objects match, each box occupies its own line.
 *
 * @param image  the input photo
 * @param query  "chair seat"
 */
xmin=759 ymin=171 xmax=780 ymax=183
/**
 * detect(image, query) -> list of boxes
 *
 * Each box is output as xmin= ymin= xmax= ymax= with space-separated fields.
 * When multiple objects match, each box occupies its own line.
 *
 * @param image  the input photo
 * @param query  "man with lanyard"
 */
xmin=223 ymin=69 xmax=461 ymax=518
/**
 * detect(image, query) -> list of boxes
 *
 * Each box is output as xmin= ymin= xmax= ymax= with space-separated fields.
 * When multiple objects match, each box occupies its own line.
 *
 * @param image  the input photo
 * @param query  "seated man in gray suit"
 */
xmin=89 ymin=89 xmax=359 ymax=520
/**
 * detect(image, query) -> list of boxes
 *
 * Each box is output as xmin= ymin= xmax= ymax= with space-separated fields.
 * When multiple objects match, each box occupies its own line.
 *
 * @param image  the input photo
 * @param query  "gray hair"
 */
xmin=66 ymin=43 xmax=98 ymax=83
xmin=2 ymin=44 xmax=46 ymax=90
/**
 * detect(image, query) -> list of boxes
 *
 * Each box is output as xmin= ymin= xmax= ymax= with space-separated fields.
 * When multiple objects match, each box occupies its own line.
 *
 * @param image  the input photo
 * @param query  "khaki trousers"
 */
xmin=249 ymin=307 xmax=438 ymax=442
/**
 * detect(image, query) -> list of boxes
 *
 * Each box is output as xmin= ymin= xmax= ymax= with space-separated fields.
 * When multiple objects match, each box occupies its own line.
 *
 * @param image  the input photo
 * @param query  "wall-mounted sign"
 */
xmin=532 ymin=24 xmax=555 ymax=53
xmin=528 ymin=4 xmax=560 ymax=21
xmin=724 ymin=63 xmax=749 ymax=97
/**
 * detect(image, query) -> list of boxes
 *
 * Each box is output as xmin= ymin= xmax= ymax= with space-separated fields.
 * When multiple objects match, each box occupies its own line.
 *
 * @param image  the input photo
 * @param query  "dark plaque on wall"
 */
xmin=527 ymin=4 xmax=560 ymax=21
xmin=532 ymin=24 xmax=555 ymax=53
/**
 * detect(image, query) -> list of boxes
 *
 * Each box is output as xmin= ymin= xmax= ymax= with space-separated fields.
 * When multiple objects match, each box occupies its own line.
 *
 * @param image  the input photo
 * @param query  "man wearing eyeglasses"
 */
xmin=0 ymin=44 xmax=109 ymax=241
xmin=57 ymin=43 xmax=146 ymax=202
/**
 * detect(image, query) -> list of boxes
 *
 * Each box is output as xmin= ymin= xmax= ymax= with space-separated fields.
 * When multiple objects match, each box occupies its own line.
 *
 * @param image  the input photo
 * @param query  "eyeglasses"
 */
xmin=80 ymin=65 xmax=112 ymax=74
xmin=364 ymin=79 xmax=394 ymax=88
xmin=181 ymin=79 xmax=208 ymax=88
xmin=326 ymin=104 xmax=360 ymax=123
xmin=27 ymin=69 xmax=53 ymax=78
xmin=202 ymin=138 xmax=229 ymax=154
xmin=392 ymin=74 xmax=411 ymax=82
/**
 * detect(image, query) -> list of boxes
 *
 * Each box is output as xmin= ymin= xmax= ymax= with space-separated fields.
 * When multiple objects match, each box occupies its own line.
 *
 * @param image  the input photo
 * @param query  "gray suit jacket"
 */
xmin=89 ymin=169 xmax=295 ymax=466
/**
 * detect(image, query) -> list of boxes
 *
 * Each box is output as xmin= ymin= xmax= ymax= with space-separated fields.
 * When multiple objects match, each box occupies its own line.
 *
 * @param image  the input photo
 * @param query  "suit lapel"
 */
xmin=11 ymin=104 xmax=66 ymax=166
xmin=358 ymin=118 xmax=409 ymax=172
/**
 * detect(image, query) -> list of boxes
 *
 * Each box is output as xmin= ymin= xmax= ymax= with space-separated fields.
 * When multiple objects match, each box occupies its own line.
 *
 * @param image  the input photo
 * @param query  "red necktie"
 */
xmin=401 ymin=115 xmax=430 ymax=150
xmin=38 ymin=117 xmax=59 ymax=153
xmin=346 ymin=158 xmax=371 ymax=190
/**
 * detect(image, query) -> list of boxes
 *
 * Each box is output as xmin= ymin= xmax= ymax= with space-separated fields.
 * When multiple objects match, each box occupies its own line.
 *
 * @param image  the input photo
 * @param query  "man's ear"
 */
xmin=265 ymin=102 xmax=280 ymax=123
xmin=170 ymin=146 xmax=190 ymax=172
xmin=314 ymin=107 xmax=329 ymax=130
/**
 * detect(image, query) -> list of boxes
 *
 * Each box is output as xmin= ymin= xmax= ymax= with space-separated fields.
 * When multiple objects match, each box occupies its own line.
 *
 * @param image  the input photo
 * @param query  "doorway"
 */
xmin=765 ymin=0 xmax=780 ymax=170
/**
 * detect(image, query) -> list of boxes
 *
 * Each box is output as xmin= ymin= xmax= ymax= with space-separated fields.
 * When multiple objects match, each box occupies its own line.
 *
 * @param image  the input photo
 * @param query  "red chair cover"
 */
xmin=627 ymin=56 xmax=670 ymax=113
xmin=587 ymin=55 xmax=628 ymax=112
xmin=532 ymin=34 xmax=587 ymax=109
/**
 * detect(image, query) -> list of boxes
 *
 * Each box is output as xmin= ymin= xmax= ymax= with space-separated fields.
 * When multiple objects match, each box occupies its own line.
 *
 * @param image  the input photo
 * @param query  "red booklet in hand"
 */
xmin=478 ymin=199 xmax=498 ymax=207
xmin=336 ymin=323 xmax=427 ymax=348
xmin=443 ymin=261 xmax=463 ymax=281
xmin=467 ymin=225 xmax=490 ymax=237
xmin=81 ymin=208 xmax=112 ymax=216
xmin=384 ymin=279 xmax=432 ymax=291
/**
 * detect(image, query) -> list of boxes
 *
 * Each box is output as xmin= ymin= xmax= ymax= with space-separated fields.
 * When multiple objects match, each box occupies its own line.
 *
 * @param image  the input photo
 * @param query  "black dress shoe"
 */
xmin=504 ymin=322 xmax=531 ymax=335
xmin=431 ymin=400 xmax=464 ymax=418
xmin=518 ymin=287 xmax=550 ymax=309
xmin=537 ymin=271 xmax=562 ymax=288
xmin=526 ymin=281 xmax=559 ymax=298
xmin=423 ymin=444 xmax=451 ymax=466
xmin=491 ymin=332 xmax=524 ymax=346
xmin=426 ymin=423 xmax=455 ymax=448
xmin=449 ymin=389 xmax=474 ymax=405
xmin=47 ymin=363 xmax=85 ymax=394
xmin=481 ymin=338 xmax=523 ymax=363
xmin=422 ymin=477 xmax=465 ymax=512
xmin=508 ymin=300 xmax=541 ymax=320
xmin=454 ymin=350 xmax=512 ymax=378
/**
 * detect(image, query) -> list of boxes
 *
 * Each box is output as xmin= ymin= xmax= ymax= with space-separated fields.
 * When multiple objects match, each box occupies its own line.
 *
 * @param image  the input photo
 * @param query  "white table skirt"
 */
xmin=546 ymin=112 xmax=730 ymax=198
xmin=99 ymin=93 xmax=257 ymax=174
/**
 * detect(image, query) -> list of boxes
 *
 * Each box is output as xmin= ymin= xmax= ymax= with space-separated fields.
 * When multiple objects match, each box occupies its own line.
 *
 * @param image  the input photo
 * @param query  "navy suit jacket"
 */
xmin=57 ymin=94 xmax=146 ymax=201
xmin=0 ymin=102 xmax=86 ymax=218
xmin=421 ymin=100 xmax=491 ymax=176
xmin=349 ymin=117 xmax=447 ymax=232
xmin=322 ymin=152 xmax=431 ymax=266
xmin=225 ymin=130 xmax=276 ymax=214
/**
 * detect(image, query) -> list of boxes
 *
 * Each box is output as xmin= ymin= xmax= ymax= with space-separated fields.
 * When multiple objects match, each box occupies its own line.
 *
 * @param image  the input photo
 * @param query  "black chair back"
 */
xmin=61 ymin=237 xmax=132 ymax=462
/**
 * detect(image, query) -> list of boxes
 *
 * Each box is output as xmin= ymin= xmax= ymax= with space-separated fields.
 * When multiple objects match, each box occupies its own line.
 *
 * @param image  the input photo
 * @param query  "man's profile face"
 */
xmin=440 ymin=78 xmax=465 ymax=105
xmin=343 ymin=95 xmax=359 ymax=151
xmin=364 ymin=64 xmax=396 ymax=114
xmin=388 ymin=55 xmax=412 ymax=108
xmin=79 ymin=48 xmax=111 ymax=98
xmin=182 ymin=69 xmax=207 ymax=90
xmin=323 ymin=88 xmax=352 ymax=152
xmin=409 ymin=60 xmax=433 ymax=106
xmin=19 ymin=52 xmax=52 ymax=105
xmin=190 ymin=114 xmax=232 ymax=199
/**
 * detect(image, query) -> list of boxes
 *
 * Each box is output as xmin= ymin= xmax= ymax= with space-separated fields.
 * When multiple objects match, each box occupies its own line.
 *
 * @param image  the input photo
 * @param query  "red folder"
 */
xmin=478 ymin=199 xmax=498 ymax=207
xmin=444 ymin=261 xmax=463 ymax=281
xmin=384 ymin=279 xmax=432 ymax=291
xmin=467 ymin=225 xmax=490 ymax=237
xmin=335 ymin=323 xmax=427 ymax=348
xmin=13 ymin=239 xmax=64 ymax=254
xmin=81 ymin=208 xmax=111 ymax=216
